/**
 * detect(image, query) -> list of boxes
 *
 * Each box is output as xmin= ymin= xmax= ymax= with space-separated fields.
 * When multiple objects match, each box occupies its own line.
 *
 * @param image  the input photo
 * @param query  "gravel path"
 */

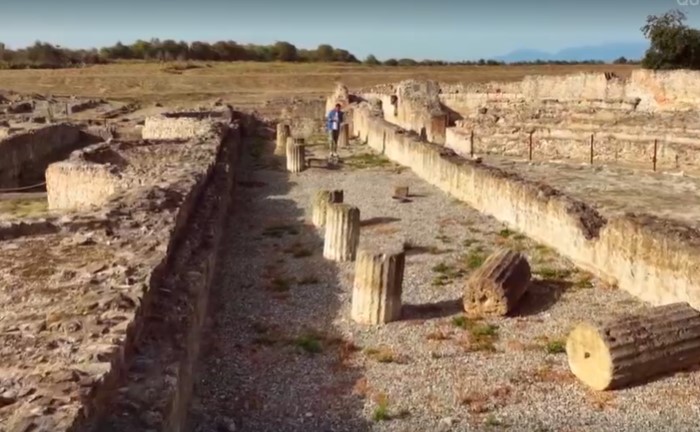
xmin=188 ymin=140 xmax=700 ymax=432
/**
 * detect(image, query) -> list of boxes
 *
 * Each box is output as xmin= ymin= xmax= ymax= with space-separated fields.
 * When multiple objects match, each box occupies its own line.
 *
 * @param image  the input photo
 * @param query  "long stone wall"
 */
xmin=71 ymin=117 xmax=245 ymax=432
xmin=353 ymin=102 xmax=700 ymax=309
xmin=0 ymin=124 xmax=82 ymax=188
xmin=439 ymin=69 xmax=700 ymax=115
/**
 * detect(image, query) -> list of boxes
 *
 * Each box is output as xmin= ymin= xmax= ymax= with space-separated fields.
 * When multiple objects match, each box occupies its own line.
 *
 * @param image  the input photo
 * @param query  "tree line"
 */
xmin=0 ymin=39 xmax=633 ymax=69
xmin=0 ymin=11 xmax=693 ymax=70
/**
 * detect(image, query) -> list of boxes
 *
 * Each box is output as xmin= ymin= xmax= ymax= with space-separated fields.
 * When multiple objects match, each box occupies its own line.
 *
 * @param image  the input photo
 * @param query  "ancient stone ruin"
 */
xmin=6 ymin=68 xmax=700 ymax=431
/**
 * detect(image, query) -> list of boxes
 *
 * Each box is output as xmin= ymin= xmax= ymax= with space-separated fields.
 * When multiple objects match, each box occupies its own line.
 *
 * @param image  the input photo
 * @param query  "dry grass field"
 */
xmin=0 ymin=62 xmax=637 ymax=106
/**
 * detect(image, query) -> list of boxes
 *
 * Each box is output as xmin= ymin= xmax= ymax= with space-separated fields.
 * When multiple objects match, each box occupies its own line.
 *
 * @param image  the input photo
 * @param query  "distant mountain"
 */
xmin=494 ymin=42 xmax=648 ymax=63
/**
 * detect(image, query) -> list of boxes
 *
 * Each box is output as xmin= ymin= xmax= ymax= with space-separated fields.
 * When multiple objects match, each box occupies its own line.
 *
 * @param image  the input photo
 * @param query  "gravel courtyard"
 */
xmin=187 ymin=139 xmax=700 ymax=432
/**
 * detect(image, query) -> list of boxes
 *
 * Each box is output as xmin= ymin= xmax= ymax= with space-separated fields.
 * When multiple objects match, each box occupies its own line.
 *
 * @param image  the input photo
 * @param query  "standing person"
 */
xmin=326 ymin=103 xmax=344 ymax=159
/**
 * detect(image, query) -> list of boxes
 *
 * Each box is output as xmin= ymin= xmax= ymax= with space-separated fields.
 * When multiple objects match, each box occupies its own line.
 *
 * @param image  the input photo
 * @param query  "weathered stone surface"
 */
xmin=463 ymin=248 xmax=531 ymax=317
xmin=566 ymin=302 xmax=700 ymax=391
xmin=351 ymin=247 xmax=405 ymax=325
xmin=323 ymin=203 xmax=360 ymax=262
xmin=312 ymin=190 xmax=344 ymax=228
xmin=275 ymin=123 xmax=290 ymax=156
xmin=286 ymin=144 xmax=306 ymax=173
xmin=141 ymin=111 xmax=225 ymax=141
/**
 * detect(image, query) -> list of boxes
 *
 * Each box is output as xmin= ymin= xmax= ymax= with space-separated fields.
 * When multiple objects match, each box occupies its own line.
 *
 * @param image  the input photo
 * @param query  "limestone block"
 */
xmin=393 ymin=186 xmax=409 ymax=199
xmin=275 ymin=123 xmax=290 ymax=156
xmin=323 ymin=203 xmax=360 ymax=261
xmin=286 ymin=144 xmax=306 ymax=173
xmin=338 ymin=123 xmax=350 ymax=147
xmin=312 ymin=190 xmax=344 ymax=227
xmin=567 ymin=302 xmax=700 ymax=391
xmin=46 ymin=161 xmax=120 ymax=210
xmin=351 ymin=247 xmax=405 ymax=325
xmin=463 ymin=248 xmax=531 ymax=317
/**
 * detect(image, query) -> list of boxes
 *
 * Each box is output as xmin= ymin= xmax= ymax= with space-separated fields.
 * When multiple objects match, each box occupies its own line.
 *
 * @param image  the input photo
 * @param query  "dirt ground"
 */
xmin=0 ymin=62 xmax=636 ymax=105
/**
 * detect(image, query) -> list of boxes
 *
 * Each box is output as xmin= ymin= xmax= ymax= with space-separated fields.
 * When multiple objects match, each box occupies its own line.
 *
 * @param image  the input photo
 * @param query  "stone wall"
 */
xmin=358 ymin=80 xmax=447 ymax=144
xmin=0 ymin=124 xmax=82 ymax=188
xmin=353 ymin=102 xmax=700 ymax=309
xmin=281 ymin=98 xmax=326 ymax=138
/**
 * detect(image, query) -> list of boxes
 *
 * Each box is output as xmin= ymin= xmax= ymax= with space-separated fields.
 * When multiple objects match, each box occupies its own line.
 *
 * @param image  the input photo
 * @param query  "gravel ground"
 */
xmin=187 ymin=140 xmax=700 ymax=432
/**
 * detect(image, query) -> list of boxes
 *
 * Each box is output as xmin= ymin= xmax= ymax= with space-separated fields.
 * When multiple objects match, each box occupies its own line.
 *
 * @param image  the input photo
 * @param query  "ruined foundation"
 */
xmin=566 ymin=303 xmax=700 ymax=391
xmin=351 ymin=247 xmax=405 ymax=325
xmin=312 ymin=189 xmax=344 ymax=227
xmin=323 ymin=203 xmax=360 ymax=261
xmin=0 ymin=124 xmax=83 ymax=188
xmin=464 ymin=249 xmax=531 ymax=317
xmin=0 ymin=100 xmax=248 ymax=432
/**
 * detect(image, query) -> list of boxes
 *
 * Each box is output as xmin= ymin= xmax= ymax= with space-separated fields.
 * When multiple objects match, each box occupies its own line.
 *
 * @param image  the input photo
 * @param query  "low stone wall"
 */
xmin=0 ymin=123 xmax=82 ymax=188
xmin=445 ymin=124 xmax=700 ymax=170
xmin=353 ymin=103 xmax=700 ymax=309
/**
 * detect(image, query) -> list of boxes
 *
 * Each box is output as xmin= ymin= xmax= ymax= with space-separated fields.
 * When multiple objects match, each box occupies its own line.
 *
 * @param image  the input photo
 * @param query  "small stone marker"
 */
xmin=312 ymin=190 xmax=344 ymax=228
xmin=392 ymin=186 xmax=409 ymax=201
xmin=338 ymin=123 xmax=350 ymax=147
xmin=275 ymin=123 xmax=290 ymax=156
xmin=463 ymin=248 xmax=531 ymax=318
xmin=566 ymin=302 xmax=700 ymax=391
xmin=323 ymin=203 xmax=360 ymax=262
xmin=351 ymin=246 xmax=405 ymax=325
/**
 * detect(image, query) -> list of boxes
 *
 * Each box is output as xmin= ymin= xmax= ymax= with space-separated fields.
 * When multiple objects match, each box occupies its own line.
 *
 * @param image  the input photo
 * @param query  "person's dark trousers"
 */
xmin=329 ymin=129 xmax=340 ymax=153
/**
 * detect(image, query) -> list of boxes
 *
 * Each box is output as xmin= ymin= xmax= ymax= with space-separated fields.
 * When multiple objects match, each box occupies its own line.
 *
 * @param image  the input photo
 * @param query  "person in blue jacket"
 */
xmin=326 ymin=103 xmax=344 ymax=157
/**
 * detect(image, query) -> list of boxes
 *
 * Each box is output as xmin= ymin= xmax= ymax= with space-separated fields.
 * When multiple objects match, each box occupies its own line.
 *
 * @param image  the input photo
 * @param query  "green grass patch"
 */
xmin=345 ymin=152 xmax=391 ymax=169
xmin=262 ymin=224 xmax=300 ymax=238
xmin=0 ymin=197 xmax=48 ymax=219
xmin=294 ymin=334 xmax=323 ymax=354
xmin=544 ymin=339 xmax=566 ymax=354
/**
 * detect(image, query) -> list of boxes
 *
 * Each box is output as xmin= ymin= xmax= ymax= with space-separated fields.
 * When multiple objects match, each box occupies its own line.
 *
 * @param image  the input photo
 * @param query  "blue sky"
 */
xmin=1 ymin=0 xmax=699 ymax=60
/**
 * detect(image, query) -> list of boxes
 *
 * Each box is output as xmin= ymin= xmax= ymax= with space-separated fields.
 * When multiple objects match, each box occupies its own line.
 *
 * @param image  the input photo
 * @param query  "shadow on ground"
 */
xmin=402 ymin=298 xmax=463 ymax=321
xmin=512 ymin=279 xmax=573 ymax=317
xmin=187 ymin=134 xmax=371 ymax=432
